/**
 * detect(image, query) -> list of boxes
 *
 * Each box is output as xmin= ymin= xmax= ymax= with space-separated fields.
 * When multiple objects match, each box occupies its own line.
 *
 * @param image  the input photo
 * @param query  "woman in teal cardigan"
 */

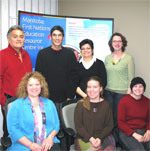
xmin=104 ymin=32 xmax=135 ymax=145
xmin=7 ymin=71 xmax=60 ymax=151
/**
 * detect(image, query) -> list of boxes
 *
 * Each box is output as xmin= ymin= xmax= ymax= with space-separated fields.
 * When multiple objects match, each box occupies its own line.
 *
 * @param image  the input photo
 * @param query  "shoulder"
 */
xmin=41 ymin=97 xmax=55 ymax=106
xmin=21 ymin=49 xmax=30 ymax=57
xmin=0 ymin=47 xmax=10 ymax=56
xmin=41 ymin=97 xmax=52 ymax=103
xmin=141 ymin=95 xmax=150 ymax=102
xmin=62 ymin=47 xmax=75 ymax=55
xmin=76 ymin=100 xmax=84 ymax=109
xmin=38 ymin=46 xmax=51 ymax=54
xmin=10 ymin=98 xmax=25 ymax=109
xmin=105 ymin=54 xmax=112 ymax=61
xmin=125 ymin=54 xmax=134 ymax=60
xmin=95 ymin=59 xmax=105 ymax=66
xmin=105 ymin=54 xmax=112 ymax=58
xmin=119 ymin=94 xmax=131 ymax=105
xmin=102 ymin=100 xmax=112 ymax=108
xmin=96 ymin=58 xmax=104 ymax=63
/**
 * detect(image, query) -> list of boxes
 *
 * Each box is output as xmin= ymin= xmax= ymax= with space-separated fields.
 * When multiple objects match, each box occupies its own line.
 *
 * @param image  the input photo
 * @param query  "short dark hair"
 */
xmin=108 ymin=32 xmax=127 ymax=52
xmin=50 ymin=25 xmax=64 ymax=37
xmin=130 ymin=77 xmax=146 ymax=91
xmin=7 ymin=25 xmax=24 ymax=38
xmin=79 ymin=39 xmax=94 ymax=50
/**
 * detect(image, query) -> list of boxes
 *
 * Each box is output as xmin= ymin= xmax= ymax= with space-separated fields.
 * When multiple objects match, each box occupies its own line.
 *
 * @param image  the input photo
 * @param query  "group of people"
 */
xmin=0 ymin=24 xmax=149 ymax=151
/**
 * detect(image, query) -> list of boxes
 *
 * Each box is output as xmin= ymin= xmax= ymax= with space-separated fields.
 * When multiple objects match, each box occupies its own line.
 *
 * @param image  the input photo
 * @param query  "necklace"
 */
xmin=112 ymin=58 xmax=121 ymax=65
xmin=112 ymin=53 xmax=125 ymax=65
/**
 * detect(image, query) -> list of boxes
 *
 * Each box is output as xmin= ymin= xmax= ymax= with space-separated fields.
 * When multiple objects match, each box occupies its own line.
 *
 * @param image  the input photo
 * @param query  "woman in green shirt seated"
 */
xmin=104 ymin=32 xmax=135 ymax=145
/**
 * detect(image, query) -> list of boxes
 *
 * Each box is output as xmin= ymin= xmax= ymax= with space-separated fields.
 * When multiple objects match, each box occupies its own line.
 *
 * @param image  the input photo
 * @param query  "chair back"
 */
xmin=62 ymin=103 xmax=77 ymax=132
xmin=60 ymin=99 xmax=78 ymax=132
xmin=1 ymin=96 xmax=17 ymax=149
xmin=5 ymin=96 xmax=17 ymax=116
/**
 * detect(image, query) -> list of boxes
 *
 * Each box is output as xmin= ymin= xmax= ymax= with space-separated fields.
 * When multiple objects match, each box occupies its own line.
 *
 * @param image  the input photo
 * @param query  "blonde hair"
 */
xmin=16 ymin=71 xmax=49 ymax=98
xmin=79 ymin=76 xmax=103 ymax=110
xmin=79 ymin=97 xmax=91 ymax=110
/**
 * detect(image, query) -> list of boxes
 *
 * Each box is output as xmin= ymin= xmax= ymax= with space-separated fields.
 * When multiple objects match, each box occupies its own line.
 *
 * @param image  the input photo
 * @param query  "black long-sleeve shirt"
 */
xmin=35 ymin=46 xmax=78 ymax=103
xmin=76 ymin=59 xmax=107 ymax=98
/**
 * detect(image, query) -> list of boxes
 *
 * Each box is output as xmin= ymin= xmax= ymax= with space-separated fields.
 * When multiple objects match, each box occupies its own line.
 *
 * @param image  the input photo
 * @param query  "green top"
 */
xmin=105 ymin=54 xmax=135 ymax=93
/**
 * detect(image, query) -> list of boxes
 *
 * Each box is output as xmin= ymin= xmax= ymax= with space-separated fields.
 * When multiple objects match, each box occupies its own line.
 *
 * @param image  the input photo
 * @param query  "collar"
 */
xmin=79 ymin=56 xmax=96 ymax=69
xmin=8 ymin=44 xmax=24 ymax=56
xmin=51 ymin=46 xmax=62 ymax=51
xmin=129 ymin=94 xmax=144 ymax=101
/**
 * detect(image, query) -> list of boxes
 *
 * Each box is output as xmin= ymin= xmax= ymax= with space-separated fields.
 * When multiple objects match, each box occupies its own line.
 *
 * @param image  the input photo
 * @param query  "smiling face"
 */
xmin=86 ymin=80 xmax=103 ymax=101
xmin=112 ymin=35 xmax=123 ymax=51
xmin=8 ymin=29 xmax=25 ymax=52
xmin=27 ymin=78 xmax=41 ymax=98
xmin=131 ymin=84 xmax=144 ymax=98
xmin=51 ymin=30 xmax=64 ymax=50
xmin=81 ymin=43 xmax=93 ymax=58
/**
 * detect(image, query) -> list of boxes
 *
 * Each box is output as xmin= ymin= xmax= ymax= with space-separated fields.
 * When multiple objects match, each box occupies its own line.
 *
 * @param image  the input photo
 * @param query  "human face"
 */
xmin=131 ymin=84 xmax=144 ymax=98
xmin=112 ymin=35 xmax=123 ymax=51
xmin=27 ymin=78 xmax=41 ymax=98
xmin=81 ymin=44 xmax=93 ymax=58
xmin=51 ymin=30 xmax=64 ymax=49
xmin=8 ymin=29 xmax=25 ymax=52
xmin=87 ymin=80 xmax=102 ymax=101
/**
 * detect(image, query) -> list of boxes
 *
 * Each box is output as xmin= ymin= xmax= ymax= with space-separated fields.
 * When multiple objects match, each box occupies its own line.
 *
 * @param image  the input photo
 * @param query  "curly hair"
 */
xmin=16 ymin=71 xmax=49 ymax=98
xmin=108 ymin=32 xmax=128 ymax=52
xmin=79 ymin=76 xmax=103 ymax=110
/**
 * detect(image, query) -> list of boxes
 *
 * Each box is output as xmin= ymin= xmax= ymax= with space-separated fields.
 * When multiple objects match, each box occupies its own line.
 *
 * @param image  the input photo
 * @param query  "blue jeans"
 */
xmin=104 ymin=90 xmax=125 ymax=143
xmin=119 ymin=130 xmax=150 ymax=151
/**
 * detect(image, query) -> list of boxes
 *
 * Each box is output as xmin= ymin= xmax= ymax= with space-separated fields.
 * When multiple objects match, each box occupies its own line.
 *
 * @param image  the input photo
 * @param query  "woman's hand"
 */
xmin=143 ymin=130 xmax=150 ymax=142
xmin=93 ymin=138 xmax=101 ymax=148
xmin=30 ymin=142 xmax=42 ymax=151
xmin=89 ymin=137 xmax=101 ymax=148
xmin=42 ymin=136 xmax=54 ymax=151
xmin=132 ymin=132 xmax=144 ymax=142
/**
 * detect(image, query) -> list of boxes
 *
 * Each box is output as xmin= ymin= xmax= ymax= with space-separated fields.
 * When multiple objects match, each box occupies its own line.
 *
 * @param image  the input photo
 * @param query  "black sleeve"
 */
xmin=35 ymin=50 xmax=46 ymax=78
xmin=66 ymin=50 xmax=79 ymax=99
xmin=98 ymin=60 xmax=107 ymax=88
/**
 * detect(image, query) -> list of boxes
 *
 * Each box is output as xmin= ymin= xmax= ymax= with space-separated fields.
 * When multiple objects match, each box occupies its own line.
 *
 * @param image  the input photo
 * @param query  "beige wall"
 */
xmin=0 ymin=0 xmax=58 ymax=50
xmin=58 ymin=0 xmax=150 ymax=98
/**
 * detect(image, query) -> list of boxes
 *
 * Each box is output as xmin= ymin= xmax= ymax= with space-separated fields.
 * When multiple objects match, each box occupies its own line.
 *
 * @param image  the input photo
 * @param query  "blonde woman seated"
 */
xmin=7 ymin=71 xmax=60 ymax=151
xmin=74 ymin=76 xmax=115 ymax=151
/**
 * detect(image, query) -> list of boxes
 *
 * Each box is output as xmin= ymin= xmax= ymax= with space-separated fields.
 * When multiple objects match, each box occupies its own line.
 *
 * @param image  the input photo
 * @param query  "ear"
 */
xmin=7 ymin=37 xmax=10 ymax=43
xmin=80 ymin=52 xmax=83 ymax=57
xmin=99 ymin=86 xmax=103 ymax=92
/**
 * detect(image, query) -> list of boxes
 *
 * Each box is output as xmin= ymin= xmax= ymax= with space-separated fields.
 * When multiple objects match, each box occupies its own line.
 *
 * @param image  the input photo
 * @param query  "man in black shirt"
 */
xmin=35 ymin=25 xmax=78 ymax=105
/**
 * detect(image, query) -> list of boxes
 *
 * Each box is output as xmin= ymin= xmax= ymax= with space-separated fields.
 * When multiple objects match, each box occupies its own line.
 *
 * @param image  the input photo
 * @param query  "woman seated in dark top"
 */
xmin=118 ymin=77 xmax=150 ymax=151
xmin=74 ymin=76 xmax=115 ymax=151
xmin=76 ymin=39 xmax=107 ymax=98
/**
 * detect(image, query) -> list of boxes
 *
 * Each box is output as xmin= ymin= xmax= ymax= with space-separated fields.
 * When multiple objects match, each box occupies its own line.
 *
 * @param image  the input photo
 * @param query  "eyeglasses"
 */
xmin=112 ymin=40 xmax=122 ymax=43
